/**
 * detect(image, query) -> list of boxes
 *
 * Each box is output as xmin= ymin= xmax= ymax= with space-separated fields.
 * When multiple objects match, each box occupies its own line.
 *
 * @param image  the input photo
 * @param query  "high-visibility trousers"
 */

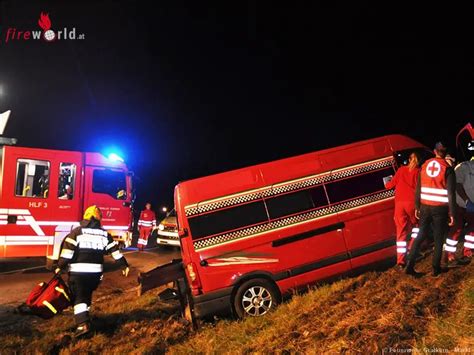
xmin=394 ymin=201 xmax=417 ymax=265
xmin=138 ymin=227 xmax=152 ymax=249
xmin=69 ymin=273 xmax=101 ymax=325
xmin=445 ymin=206 xmax=474 ymax=260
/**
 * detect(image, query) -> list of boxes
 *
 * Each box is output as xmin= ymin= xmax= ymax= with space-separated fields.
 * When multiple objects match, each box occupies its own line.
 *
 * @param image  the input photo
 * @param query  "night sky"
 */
xmin=0 ymin=2 xmax=473 ymax=213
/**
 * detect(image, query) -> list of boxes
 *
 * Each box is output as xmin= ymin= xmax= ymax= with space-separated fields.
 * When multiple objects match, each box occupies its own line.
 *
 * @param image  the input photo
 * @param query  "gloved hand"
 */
xmin=122 ymin=266 xmax=130 ymax=277
xmin=448 ymin=215 xmax=455 ymax=227
xmin=415 ymin=209 xmax=420 ymax=220
xmin=466 ymin=200 xmax=474 ymax=213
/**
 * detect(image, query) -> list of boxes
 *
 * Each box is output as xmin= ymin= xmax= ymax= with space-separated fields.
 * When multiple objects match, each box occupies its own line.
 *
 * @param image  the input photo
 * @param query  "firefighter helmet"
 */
xmin=468 ymin=140 xmax=474 ymax=151
xmin=83 ymin=205 xmax=102 ymax=221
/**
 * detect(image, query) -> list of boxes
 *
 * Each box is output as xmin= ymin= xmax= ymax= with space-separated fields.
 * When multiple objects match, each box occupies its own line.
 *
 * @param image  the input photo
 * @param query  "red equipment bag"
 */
xmin=25 ymin=274 xmax=72 ymax=319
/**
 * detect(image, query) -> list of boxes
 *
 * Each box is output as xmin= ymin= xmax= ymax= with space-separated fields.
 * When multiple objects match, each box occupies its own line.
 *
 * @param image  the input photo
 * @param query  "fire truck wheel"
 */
xmin=233 ymin=278 xmax=280 ymax=318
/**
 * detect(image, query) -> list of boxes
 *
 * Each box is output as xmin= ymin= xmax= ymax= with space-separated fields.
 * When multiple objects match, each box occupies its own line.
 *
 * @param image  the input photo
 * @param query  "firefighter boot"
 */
xmin=74 ymin=322 xmax=91 ymax=338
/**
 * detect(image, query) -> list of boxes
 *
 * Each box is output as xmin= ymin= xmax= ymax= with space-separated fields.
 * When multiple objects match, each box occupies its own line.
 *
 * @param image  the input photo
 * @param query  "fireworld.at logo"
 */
xmin=0 ymin=12 xmax=86 ymax=44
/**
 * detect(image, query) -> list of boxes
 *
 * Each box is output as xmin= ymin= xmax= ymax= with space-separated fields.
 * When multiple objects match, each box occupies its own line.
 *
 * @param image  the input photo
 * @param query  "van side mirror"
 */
xmin=178 ymin=228 xmax=188 ymax=238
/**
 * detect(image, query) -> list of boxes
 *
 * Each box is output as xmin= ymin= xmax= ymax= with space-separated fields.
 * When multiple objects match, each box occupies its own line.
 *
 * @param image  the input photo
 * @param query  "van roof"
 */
xmin=176 ymin=134 xmax=424 ymax=205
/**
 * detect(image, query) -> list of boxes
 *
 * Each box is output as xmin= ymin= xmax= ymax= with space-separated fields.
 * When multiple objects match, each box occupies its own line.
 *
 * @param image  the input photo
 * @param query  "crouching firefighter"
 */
xmin=55 ymin=205 xmax=130 ymax=337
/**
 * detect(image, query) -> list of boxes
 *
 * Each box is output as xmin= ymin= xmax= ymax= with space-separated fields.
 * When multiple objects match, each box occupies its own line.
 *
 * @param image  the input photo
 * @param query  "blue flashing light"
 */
xmin=108 ymin=153 xmax=124 ymax=162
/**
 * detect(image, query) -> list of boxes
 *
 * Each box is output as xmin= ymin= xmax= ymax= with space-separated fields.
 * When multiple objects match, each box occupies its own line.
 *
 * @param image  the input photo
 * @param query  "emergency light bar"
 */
xmin=107 ymin=153 xmax=124 ymax=162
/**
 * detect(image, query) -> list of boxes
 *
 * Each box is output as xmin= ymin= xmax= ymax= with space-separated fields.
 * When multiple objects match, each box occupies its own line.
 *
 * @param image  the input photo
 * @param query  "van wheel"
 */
xmin=233 ymin=278 xmax=280 ymax=318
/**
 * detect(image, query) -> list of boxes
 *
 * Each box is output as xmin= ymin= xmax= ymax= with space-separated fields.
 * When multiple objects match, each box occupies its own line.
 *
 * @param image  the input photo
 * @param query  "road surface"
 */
xmin=0 ymin=246 xmax=181 ymax=315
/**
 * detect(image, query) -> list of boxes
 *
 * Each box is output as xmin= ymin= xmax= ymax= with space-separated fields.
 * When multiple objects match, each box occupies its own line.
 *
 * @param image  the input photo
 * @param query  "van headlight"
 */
xmin=158 ymin=224 xmax=165 ymax=231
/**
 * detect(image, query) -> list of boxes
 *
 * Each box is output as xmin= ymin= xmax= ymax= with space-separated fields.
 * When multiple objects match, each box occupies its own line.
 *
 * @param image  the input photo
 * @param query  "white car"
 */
xmin=156 ymin=209 xmax=180 ymax=247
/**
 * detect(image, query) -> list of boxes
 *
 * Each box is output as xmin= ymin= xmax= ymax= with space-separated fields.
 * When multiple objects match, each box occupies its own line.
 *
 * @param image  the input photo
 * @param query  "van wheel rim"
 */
xmin=241 ymin=286 xmax=272 ymax=316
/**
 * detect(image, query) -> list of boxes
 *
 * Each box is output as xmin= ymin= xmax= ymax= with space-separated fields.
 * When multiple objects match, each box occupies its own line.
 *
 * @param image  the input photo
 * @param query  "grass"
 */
xmin=416 ymin=267 xmax=474 ymax=353
xmin=1 ymin=256 xmax=473 ymax=354
xmin=169 ymin=260 xmax=474 ymax=354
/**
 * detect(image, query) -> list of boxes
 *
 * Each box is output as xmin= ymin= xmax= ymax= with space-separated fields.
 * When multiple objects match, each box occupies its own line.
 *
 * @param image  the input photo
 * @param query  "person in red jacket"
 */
xmin=385 ymin=152 xmax=420 ymax=267
xmin=406 ymin=142 xmax=456 ymax=277
xmin=137 ymin=202 xmax=156 ymax=251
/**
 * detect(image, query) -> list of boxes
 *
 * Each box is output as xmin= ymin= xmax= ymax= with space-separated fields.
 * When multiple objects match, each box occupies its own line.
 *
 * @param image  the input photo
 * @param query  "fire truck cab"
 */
xmin=0 ymin=144 xmax=134 ymax=267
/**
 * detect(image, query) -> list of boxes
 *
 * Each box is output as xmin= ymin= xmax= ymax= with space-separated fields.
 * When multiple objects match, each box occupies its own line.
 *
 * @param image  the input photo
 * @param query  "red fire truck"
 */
xmin=0 ymin=144 xmax=134 ymax=267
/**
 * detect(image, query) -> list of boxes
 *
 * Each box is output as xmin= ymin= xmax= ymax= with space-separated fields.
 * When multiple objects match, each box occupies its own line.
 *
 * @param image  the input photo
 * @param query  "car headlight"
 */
xmin=158 ymin=224 xmax=165 ymax=231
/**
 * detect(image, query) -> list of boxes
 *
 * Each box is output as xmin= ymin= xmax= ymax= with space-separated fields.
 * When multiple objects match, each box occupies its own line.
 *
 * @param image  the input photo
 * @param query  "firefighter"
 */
xmin=384 ymin=152 xmax=420 ymax=268
xmin=56 ymin=205 xmax=129 ymax=337
xmin=137 ymin=202 xmax=156 ymax=251
xmin=445 ymin=140 xmax=474 ymax=265
xmin=406 ymin=142 xmax=456 ymax=277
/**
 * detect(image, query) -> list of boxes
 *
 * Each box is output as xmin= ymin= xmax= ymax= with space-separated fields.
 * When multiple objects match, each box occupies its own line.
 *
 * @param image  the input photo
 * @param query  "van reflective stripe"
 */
xmin=397 ymin=247 xmax=407 ymax=253
xmin=74 ymin=303 xmax=88 ymax=315
xmin=184 ymin=156 xmax=394 ymax=217
xmin=421 ymin=187 xmax=448 ymax=195
xmin=69 ymin=263 xmax=103 ymax=273
xmin=111 ymin=250 xmax=123 ymax=260
xmin=65 ymin=237 xmax=78 ymax=246
xmin=420 ymin=193 xmax=449 ymax=203
xmin=60 ymin=249 xmax=74 ymax=259
xmin=464 ymin=242 xmax=474 ymax=249
xmin=465 ymin=235 xmax=474 ymax=242
xmin=42 ymin=300 xmax=58 ymax=314
xmin=446 ymin=239 xmax=458 ymax=246
xmin=396 ymin=241 xmax=407 ymax=246
xmin=55 ymin=286 xmax=71 ymax=301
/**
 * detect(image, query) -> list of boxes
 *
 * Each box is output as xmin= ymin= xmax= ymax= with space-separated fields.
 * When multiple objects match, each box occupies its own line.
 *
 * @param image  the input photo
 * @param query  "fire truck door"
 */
xmin=84 ymin=166 xmax=130 ymax=229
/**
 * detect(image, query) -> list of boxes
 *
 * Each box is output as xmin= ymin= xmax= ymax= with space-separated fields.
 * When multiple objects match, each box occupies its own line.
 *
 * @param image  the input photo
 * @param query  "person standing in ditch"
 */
xmin=56 ymin=205 xmax=130 ymax=337
xmin=406 ymin=142 xmax=456 ymax=277
xmin=385 ymin=151 xmax=421 ymax=268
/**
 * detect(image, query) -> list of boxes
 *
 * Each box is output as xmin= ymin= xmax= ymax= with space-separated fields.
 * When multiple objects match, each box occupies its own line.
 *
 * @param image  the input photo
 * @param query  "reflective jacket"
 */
xmin=415 ymin=157 xmax=456 ymax=214
xmin=57 ymin=219 xmax=128 ymax=274
xmin=138 ymin=209 xmax=156 ymax=229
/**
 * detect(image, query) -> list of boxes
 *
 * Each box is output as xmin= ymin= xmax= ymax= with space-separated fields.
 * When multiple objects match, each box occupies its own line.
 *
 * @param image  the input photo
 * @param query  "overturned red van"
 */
xmin=173 ymin=134 xmax=436 ymax=319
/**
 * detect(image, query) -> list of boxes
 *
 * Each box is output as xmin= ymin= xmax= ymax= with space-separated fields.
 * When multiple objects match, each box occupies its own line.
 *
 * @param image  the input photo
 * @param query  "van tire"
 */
xmin=233 ymin=278 xmax=280 ymax=318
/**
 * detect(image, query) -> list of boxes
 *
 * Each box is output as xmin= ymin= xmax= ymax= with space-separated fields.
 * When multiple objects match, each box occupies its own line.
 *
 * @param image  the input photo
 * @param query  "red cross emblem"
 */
xmin=426 ymin=161 xmax=441 ymax=177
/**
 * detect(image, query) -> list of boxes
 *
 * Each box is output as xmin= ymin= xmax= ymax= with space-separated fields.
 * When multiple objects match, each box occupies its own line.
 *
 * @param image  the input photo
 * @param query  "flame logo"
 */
xmin=38 ymin=12 xmax=52 ymax=31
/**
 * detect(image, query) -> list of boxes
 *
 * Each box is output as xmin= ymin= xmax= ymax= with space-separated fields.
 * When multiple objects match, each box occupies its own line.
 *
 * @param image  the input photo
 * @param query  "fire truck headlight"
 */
xmin=158 ymin=224 xmax=165 ymax=231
